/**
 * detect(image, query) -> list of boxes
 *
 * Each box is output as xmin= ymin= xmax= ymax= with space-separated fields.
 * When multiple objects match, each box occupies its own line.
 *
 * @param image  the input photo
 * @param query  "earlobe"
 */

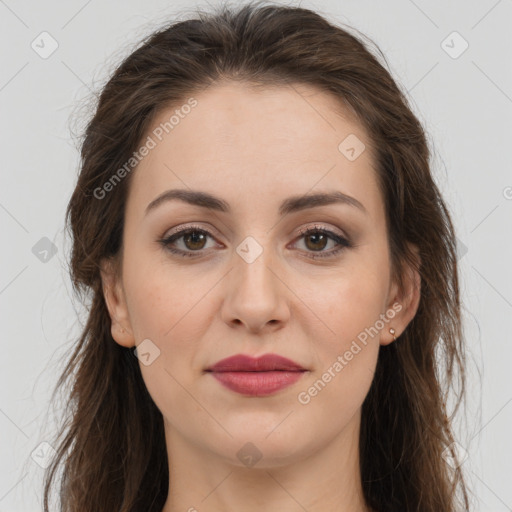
xmin=381 ymin=244 xmax=421 ymax=346
xmin=100 ymin=258 xmax=136 ymax=348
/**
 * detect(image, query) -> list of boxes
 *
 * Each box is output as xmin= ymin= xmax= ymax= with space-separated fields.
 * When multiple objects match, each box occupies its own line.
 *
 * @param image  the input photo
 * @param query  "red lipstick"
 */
xmin=206 ymin=353 xmax=307 ymax=396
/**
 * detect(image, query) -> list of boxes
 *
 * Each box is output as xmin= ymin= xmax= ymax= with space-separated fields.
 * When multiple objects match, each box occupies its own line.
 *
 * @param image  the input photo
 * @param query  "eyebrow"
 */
xmin=145 ymin=188 xmax=367 ymax=217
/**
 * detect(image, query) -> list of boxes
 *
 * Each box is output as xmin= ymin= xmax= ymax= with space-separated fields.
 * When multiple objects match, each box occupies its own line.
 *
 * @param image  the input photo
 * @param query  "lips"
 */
xmin=206 ymin=353 xmax=307 ymax=396
xmin=207 ymin=353 xmax=306 ymax=372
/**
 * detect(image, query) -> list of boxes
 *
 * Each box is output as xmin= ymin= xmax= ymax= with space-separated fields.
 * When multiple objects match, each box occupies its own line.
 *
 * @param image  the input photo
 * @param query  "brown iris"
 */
xmin=304 ymin=232 xmax=328 ymax=251
xmin=183 ymin=231 xmax=208 ymax=250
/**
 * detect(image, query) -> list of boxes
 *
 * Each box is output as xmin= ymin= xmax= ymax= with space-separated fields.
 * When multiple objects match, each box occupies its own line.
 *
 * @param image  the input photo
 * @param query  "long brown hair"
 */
xmin=43 ymin=2 xmax=471 ymax=510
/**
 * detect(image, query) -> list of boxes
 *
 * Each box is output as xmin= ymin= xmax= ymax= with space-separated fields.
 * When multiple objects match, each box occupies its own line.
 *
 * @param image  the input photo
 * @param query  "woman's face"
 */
xmin=102 ymin=81 xmax=419 ymax=467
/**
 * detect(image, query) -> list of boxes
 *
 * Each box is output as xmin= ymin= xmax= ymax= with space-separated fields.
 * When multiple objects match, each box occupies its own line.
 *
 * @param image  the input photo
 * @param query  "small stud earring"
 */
xmin=389 ymin=328 xmax=396 ymax=341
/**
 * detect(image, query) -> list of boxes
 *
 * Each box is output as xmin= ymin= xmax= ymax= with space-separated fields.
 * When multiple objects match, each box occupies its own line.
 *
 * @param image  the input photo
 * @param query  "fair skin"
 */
xmin=101 ymin=81 xmax=420 ymax=512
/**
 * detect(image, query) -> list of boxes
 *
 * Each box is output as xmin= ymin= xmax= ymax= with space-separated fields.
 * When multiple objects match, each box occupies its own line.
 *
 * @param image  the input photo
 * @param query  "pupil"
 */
xmin=185 ymin=232 xmax=205 ymax=250
xmin=307 ymin=233 xmax=326 ymax=251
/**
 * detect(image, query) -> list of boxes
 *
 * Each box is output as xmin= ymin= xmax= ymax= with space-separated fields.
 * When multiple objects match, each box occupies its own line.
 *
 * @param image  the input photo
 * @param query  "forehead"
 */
xmin=128 ymin=81 xmax=382 ymax=219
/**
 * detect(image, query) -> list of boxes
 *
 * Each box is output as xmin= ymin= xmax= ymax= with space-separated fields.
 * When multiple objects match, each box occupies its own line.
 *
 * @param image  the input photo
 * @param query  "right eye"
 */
xmin=158 ymin=225 xmax=219 ymax=257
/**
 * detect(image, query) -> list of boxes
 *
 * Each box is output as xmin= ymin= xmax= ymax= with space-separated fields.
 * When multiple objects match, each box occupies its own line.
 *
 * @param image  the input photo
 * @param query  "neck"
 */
xmin=161 ymin=410 xmax=372 ymax=512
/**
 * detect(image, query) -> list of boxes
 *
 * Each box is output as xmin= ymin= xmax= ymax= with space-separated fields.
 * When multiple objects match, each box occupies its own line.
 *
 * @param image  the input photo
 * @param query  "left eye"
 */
xmin=159 ymin=225 xmax=351 ymax=259
xmin=293 ymin=226 xmax=352 ymax=259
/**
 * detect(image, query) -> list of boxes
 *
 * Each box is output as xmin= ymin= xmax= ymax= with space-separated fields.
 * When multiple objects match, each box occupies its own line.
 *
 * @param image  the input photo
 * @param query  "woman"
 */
xmin=43 ymin=2 xmax=471 ymax=511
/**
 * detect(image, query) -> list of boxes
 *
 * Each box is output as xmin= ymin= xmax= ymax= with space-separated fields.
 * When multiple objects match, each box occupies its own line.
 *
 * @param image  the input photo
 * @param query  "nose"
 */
xmin=220 ymin=245 xmax=290 ymax=334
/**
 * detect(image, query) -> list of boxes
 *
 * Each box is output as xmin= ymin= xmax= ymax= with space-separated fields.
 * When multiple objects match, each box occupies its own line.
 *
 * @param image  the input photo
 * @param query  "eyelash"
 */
xmin=158 ymin=224 xmax=352 ymax=260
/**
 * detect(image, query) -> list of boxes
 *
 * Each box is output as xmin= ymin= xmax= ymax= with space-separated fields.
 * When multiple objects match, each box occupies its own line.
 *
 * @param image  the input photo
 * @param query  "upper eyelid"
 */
xmin=297 ymin=223 xmax=344 ymax=236
xmin=164 ymin=223 xmax=220 ymax=238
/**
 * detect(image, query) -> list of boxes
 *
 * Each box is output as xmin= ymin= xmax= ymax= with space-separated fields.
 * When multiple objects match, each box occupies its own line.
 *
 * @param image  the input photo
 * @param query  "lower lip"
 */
xmin=209 ymin=371 xmax=306 ymax=396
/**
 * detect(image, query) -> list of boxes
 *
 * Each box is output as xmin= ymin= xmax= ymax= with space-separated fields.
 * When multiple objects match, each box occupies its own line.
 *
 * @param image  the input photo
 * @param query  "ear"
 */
xmin=100 ymin=257 xmax=135 ymax=348
xmin=381 ymin=243 xmax=421 ymax=346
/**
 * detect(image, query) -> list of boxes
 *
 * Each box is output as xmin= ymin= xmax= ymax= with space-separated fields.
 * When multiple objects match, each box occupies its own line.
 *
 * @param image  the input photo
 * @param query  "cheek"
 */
xmin=124 ymin=248 xmax=208 ymax=339
xmin=313 ymin=263 xmax=389 ymax=349
xmin=297 ymin=281 xmax=382 ymax=428
xmin=123 ymin=253 xmax=216 ymax=373
xmin=315 ymin=287 xmax=382 ymax=392
xmin=301 ymin=257 xmax=388 ymax=397
xmin=124 ymin=266 xmax=209 ymax=427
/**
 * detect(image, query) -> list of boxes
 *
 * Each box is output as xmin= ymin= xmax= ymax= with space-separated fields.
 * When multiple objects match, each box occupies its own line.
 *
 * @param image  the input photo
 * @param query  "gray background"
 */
xmin=1 ymin=0 xmax=511 ymax=510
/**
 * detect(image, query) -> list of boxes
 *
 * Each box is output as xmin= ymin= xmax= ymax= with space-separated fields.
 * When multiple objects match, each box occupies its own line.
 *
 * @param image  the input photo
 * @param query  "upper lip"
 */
xmin=206 ymin=353 xmax=306 ymax=372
